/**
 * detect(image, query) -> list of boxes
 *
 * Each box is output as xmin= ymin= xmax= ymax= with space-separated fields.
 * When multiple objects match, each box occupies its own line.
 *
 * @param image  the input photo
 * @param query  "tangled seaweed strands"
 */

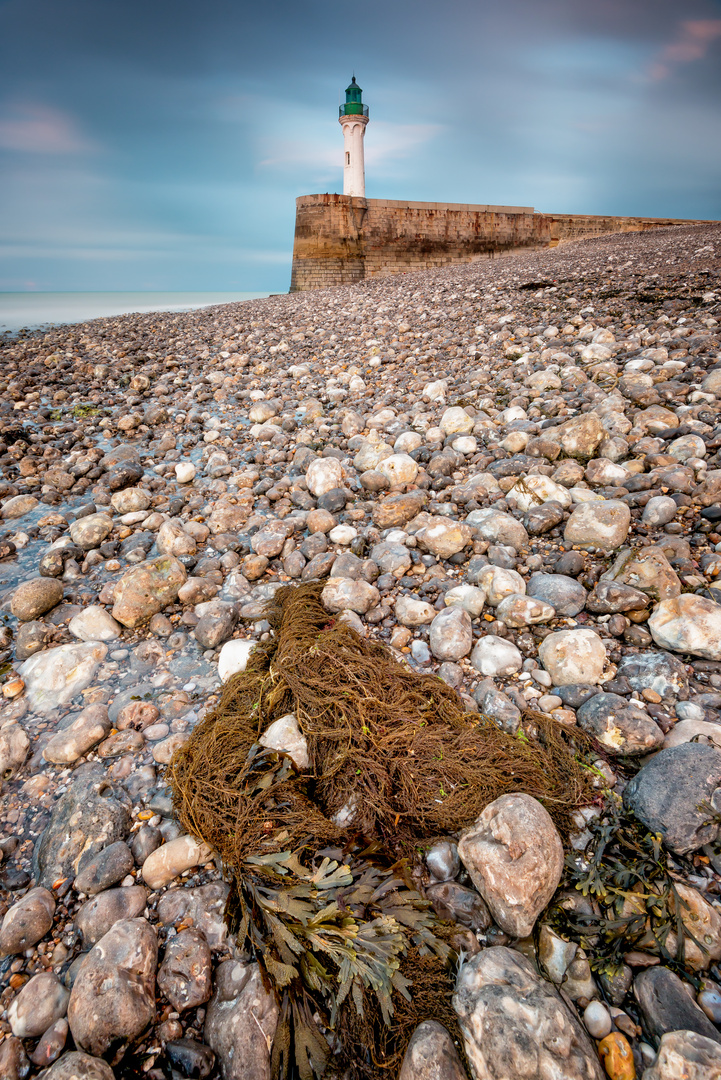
xmin=169 ymin=581 xmax=598 ymax=1079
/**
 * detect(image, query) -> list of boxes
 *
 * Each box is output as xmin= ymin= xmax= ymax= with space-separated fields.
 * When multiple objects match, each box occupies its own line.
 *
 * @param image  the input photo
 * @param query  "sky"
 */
xmin=0 ymin=0 xmax=720 ymax=293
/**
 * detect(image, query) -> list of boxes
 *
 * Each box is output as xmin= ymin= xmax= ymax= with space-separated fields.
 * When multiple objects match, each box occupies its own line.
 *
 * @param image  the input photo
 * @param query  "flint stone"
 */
xmin=75 ymin=886 xmax=148 ymax=948
xmin=11 ymin=577 xmax=63 ymax=621
xmin=527 ymin=572 xmax=587 ymax=617
xmin=476 ymin=565 xmax=526 ymax=606
xmin=20 ymin=641 xmax=108 ymax=715
xmin=157 ymin=927 xmax=212 ymax=1012
xmin=430 ymin=606 xmax=473 ymax=661
xmin=141 ymin=835 xmax=214 ymax=891
xmin=0 ymin=723 xmax=29 ymax=790
xmin=321 ymin=578 xmax=380 ymax=614
xmin=470 ymin=635 xmax=523 ymax=677
xmin=112 ymin=555 xmax=187 ymax=628
xmin=466 ymin=508 xmax=529 ymax=551
xmin=69 ymin=513 xmax=113 ymax=550
xmin=204 ymin=960 xmax=279 ymax=1080
xmin=642 ymin=496 xmax=678 ymax=526
xmin=444 ymin=584 xmax=486 ymax=617
xmin=398 ymin=1020 xmax=469 ymax=1080
xmin=475 ymin=686 xmax=522 ymax=734
xmin=523 ymin=501 xmax=566 ymax=535
xmin=576 ymin=693 xmax=664 ymax=756
xmin=43 ymin=704 xmax=112 ymax=765
xmin=164 ymin=1040 xmax=216 ymax=1080
xmin=634 ymin=967 xmax=721 ymax=1045
xmin=306 ymin=457 xmax=343 ymax=496
xmin=649 ymin=595 xmax=721 ymax=660
xmin=495 ymin=593 xmax=555 ymax=627
xmin=395 ymin=595 xmax=436 ymax=626
xmin=616 ymin=650 xmax=688 ymax=697
xmin=68 ymin=606 xmax=122 ymax=642
xmin=67 ymin=917 xmax=157 ymax=1064
xmin=586 ymin=581 xmax=650 ymax=614
xmin=74 ymin=840 xmax=134 ymax=895
xmin=0 ymin=886 xmax=55 ymax=956
xmin=564 ymin=500 xmax=631 ymax=552
xmin=33 ymin=763 xmax=131 ymax=889
xmin=8 ymin=971 xmax=69 ymax=1039
xmin=452 ymin=947 xmax=604 ymax=1080
xmin=372 ymin=490 xmax=426 ymax=528
xmin=538 ymin=629 xmax=607 ymax=686
xmin=37 ymin=1051 xmax=114 ymax=1079
xmin=458 ymin=793 xmax=564 ymax=937
xmin=416 ymin=516 xmax=472 ymax=559
xmin=426 ymin=882 xmax=491 ymax=930
xmin=623 ymin=743 xmax=721 ymax=855
xmin=603 ymin=546 xmax=681 ymax=602
xmin=643 ymin=1030 xmax=721 ymax=1080
xmin=259 ymin=713 xmax=309 ymax=768
xmin=157 ymin=882 xmax=231 ymax=951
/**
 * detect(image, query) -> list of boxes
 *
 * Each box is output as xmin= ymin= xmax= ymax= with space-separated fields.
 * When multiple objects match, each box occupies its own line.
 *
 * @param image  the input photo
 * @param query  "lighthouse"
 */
xmin=339 ymin=76 xmax=369 ymax=198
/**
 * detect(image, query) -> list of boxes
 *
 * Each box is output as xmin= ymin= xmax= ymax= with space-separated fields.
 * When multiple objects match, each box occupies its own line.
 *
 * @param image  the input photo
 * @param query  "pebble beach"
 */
xmin=1 ymin=220 xmax=721 ymax=1080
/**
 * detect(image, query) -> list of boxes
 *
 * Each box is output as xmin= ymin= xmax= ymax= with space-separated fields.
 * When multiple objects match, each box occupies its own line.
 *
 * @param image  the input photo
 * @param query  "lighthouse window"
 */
xmin=346 ymin=152 xmax=350 ymax=165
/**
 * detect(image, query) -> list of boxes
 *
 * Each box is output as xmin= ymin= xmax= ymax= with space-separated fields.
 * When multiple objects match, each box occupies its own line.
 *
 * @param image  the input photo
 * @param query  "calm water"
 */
xmin=0 ymin=291 xmax=272 ymax=333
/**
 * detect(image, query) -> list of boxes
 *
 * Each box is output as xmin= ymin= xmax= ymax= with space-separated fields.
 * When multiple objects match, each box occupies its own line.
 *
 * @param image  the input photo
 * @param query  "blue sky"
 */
xmin=0 ymin=0 xmax=720 ymax=292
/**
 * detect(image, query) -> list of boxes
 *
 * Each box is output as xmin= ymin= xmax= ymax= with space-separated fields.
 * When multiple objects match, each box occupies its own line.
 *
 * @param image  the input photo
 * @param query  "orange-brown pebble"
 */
xmin=641 ymin=688 xmax=662 ymax=703
xmin=598 ymin=1032 xmax=636 ymax=1080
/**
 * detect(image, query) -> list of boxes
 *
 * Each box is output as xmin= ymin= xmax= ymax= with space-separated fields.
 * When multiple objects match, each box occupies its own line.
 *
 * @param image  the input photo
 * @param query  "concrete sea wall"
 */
xmin=289 ymin=194 xmax=711 ymax=292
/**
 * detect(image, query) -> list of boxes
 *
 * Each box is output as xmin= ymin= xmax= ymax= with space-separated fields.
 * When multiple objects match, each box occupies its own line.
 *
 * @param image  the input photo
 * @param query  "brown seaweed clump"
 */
xmin=168 ymin=581 xmax=597 ymax=1079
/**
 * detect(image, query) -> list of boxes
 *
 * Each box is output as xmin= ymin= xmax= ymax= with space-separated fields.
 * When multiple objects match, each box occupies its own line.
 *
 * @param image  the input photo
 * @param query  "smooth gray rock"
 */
xmin=526 ymin=572 xmax=587 ymax=617
xmin=623 ymin=743 xmax=721 ymax=854
xmin=453 ymin=947 xmax=604 ymax=1080
xmin=74 ymin=841 xmax=134 ymax=896
xmin=33 ymin=763 xmax=131 ymax=889
xmin=0 ymin=886 xmax=55 ymax=956
xmin=398 ymin=1020 xmax=468 ymax=1080
xmin=67 ymin=917 xmax=157 ymax=1064
xmin=634 ymin=967 xmax=721 ymax=1044
xmin=204 ymin=960 xmax=279 ymax=1080
xmin=74 ymin=886 xmax=148 ymax=948
xmin=430 ymin=606 xmax=473 ymax=661
xmin=164 ymin=1039 xmax=216 ymax=1080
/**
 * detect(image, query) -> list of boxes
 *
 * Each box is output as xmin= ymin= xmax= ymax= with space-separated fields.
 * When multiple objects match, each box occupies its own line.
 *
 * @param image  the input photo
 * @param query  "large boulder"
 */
xmin=452 ymin=947 xmax=603 ymax=1080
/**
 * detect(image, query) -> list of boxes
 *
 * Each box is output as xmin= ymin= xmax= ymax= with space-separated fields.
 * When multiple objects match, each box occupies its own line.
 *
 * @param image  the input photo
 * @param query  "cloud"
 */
xmin=0 ymin=101 xmax=97 ymax=153
xmin=649 ymin=19 xmax=721 ymax=79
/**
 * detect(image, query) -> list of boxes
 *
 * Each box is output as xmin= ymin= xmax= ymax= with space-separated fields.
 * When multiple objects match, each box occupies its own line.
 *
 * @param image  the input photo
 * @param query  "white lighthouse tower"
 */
xmin=339 ymin=76 xmax=369 ymax=198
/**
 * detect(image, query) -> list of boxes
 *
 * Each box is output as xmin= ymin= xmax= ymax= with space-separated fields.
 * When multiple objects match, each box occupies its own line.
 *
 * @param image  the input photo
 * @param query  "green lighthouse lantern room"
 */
xmin=340 ymin=76 xmax=368 ymax=118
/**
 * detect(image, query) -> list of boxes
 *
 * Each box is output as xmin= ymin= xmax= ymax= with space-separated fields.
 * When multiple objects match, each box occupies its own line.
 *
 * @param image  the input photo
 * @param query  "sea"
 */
xmin=0 ymin=291 xmax=272 ymax=335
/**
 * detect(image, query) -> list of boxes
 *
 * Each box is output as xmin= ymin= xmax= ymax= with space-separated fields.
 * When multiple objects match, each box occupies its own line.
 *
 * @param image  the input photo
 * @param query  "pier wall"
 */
xmin=289 ymin=194 xmax=709 ymax=292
